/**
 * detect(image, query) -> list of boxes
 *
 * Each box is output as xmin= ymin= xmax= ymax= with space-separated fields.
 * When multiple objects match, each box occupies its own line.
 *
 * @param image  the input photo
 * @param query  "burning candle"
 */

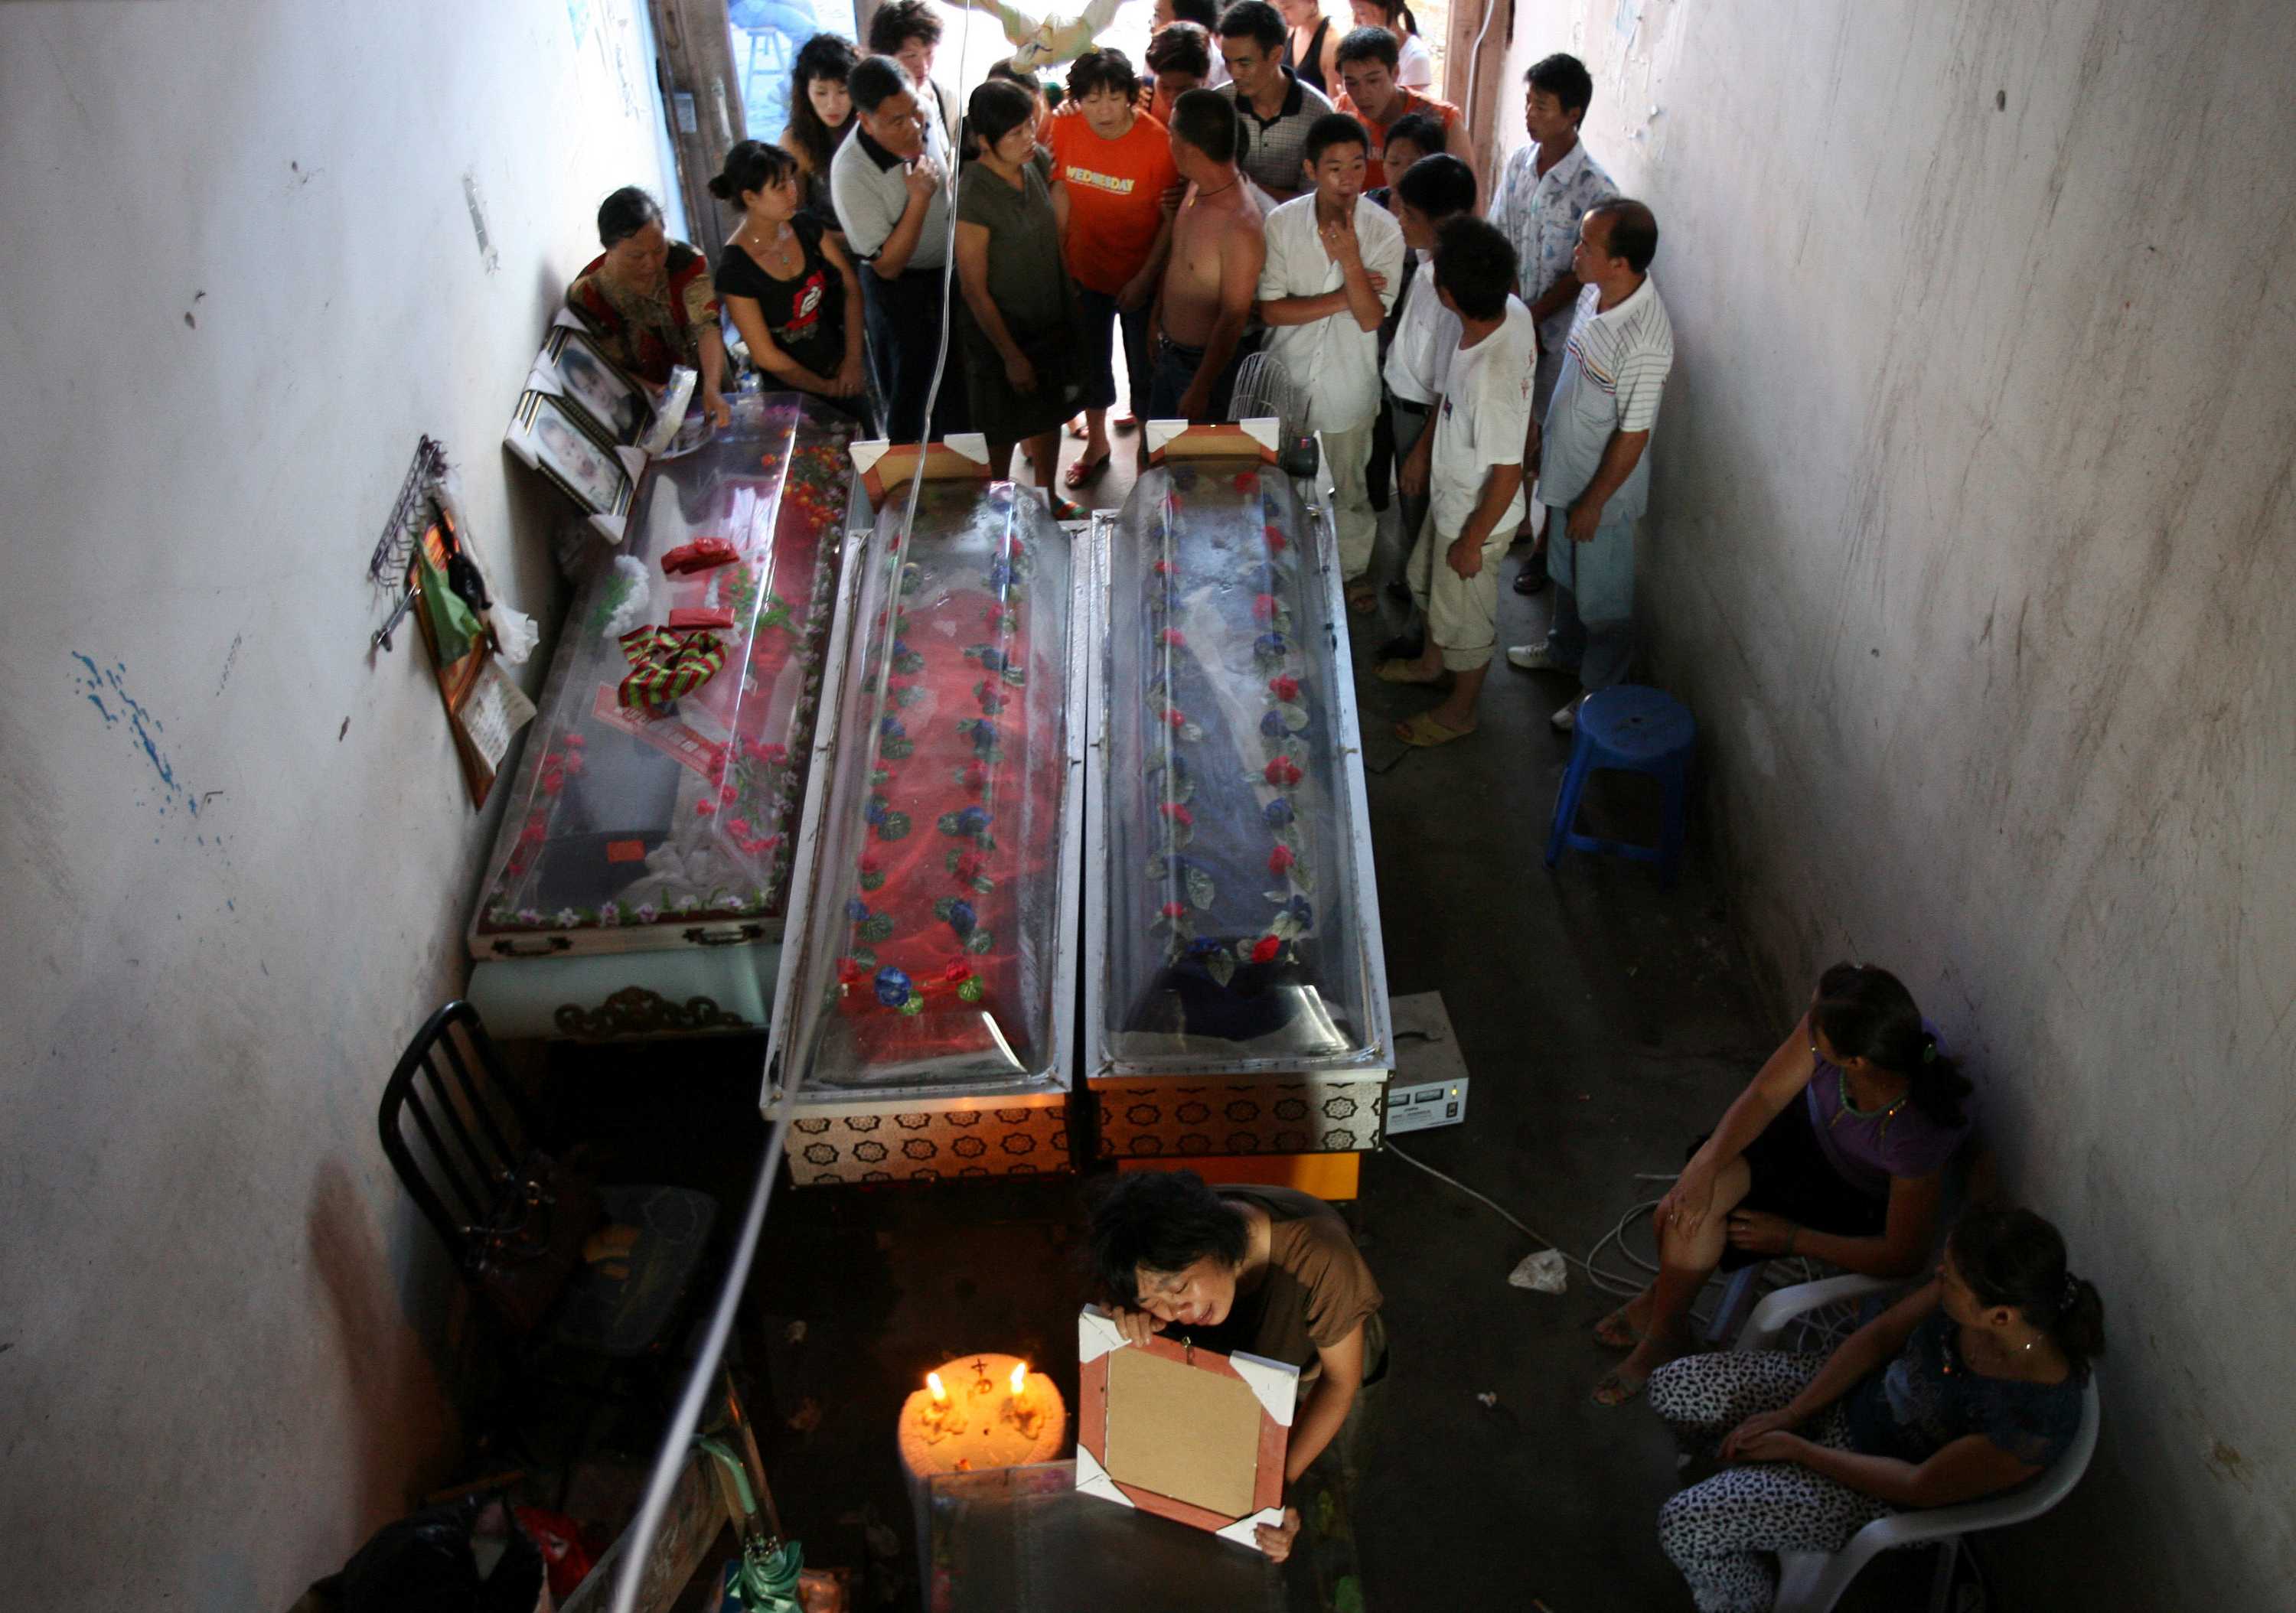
xmin=928 ymin=1370 xmax=949 ymax=1406
xmin=1008 ymin=1362 xmax=1029 ymax=1400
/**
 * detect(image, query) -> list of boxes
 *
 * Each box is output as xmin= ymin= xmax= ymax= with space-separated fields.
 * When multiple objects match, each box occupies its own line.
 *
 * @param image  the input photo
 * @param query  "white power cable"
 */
xmin=606 ymin=1117 xmax=793 ymax=1613
xmin=1384 ymin=1139 xmax=1585 ymax=1267
xmin=1382 ymin=1145 xmax=1850 ymax=1341
xmin=1460 ymin=0 xmax=1507 ymax=142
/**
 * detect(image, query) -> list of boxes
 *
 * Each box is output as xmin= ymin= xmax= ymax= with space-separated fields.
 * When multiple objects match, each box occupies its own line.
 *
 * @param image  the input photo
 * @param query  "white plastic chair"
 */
xmin=1735 ymin=1274 xmax=2102 ymax=1613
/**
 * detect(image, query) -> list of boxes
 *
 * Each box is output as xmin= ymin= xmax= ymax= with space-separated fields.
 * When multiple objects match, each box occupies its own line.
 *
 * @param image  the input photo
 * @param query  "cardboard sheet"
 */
xmin=1102 ymin=1348 xmax=1265 ymax=1519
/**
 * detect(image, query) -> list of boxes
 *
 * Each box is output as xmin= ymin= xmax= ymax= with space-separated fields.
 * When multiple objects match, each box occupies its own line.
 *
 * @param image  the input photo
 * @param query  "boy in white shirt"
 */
xmin=1383 ymin=218 xmax=1535 ymax=746
xmin=1254 ymin=112 xmax=1407 ymax=611
xmin=1376 ymin=149 xmax=1478 ymax=659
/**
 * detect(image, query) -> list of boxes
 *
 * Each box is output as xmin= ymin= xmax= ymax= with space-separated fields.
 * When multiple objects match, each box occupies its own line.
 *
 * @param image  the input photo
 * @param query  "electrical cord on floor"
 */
xmin=1382 ymin=1139 xmax=1586 ymax=1271
xmin=1381 ymin=1145 xmax=1859 ymax=1351
xmin=1383 ymin=1141 xmax=1675 ymax=1299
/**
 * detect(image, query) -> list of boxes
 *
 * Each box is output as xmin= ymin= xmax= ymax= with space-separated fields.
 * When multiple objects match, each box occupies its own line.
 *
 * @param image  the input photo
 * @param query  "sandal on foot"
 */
xmin=1592 ymin=1366 xmax=1649 ymax=1406
xmin=1593 ymin=1308 xmax=1646 ymax=1351
xmin=1062 ymin=450 xmax=1110 ymax=489
xmin=1345 ymin=578 xmax=1379 ymax=614
xmin=1066 ymin=415 xmax=1090 ymax=439
xmin=1394 ymin=711 xmax=1473 ymax=747
xmin=1374 ymin=659 xmax=1447 ymax=686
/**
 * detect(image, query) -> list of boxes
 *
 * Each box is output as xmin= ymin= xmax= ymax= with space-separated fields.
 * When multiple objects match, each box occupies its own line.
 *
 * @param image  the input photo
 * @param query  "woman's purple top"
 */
xmin=1804 ymin=1022 xmax=1973 ymax=1199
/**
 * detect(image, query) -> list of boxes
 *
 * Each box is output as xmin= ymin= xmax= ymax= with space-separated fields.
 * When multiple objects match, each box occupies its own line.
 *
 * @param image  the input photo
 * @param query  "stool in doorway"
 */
xmin=1544 ymin=685 xmax=1695 ymax=887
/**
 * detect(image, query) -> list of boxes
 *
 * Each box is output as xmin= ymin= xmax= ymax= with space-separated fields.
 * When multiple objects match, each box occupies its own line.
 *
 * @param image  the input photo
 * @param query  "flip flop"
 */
xmin=1374 ymin=659 xmax=1447 ymax=686
xmin=1051 ymin=495 xmax=1088 ymax=521
xmin=1345 ymin=578 xmax=1379 ymax=614
xmin=1593 ymin=1307 xmax=1646 ymax=1351
xmin=1592 ymin=1366 xmax=1649 ymax=1406
xmin=1394 ymin=711 xmax=1473 ymax=747
xmin=1062 ymin=450 xmax=1110 ymax=490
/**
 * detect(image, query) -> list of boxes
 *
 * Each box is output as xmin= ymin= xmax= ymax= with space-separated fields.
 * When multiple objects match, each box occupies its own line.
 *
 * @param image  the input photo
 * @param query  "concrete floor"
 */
xmin=540 ymin=433 xmax=1958 ymax=1611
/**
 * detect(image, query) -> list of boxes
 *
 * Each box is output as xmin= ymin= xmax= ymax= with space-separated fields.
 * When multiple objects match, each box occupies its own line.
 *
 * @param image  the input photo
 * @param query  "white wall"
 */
xmin=0 ymin=2 xmax=675 ymax=1605
xmin=1492 ymin=0 xmax=2296 ymax=1603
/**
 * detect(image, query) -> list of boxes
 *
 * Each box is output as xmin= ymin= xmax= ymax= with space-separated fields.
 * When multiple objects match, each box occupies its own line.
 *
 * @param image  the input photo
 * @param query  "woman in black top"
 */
xmin=1278 ymin=0 xmax=1336 ymax=96
xmin=781 ymin=34 xmax=859 ymax=242
xmin=709 ymin=141 xmax=867 ymax=417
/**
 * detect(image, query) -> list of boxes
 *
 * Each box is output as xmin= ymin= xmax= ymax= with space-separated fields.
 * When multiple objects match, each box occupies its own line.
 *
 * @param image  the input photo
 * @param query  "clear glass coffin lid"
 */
xmin=471 ymin=393 xmax=859 ymax=956
xmin=1099 ymin=462 xmax=1384 ymax=1071
xmin=778 ymin=480 xmax=1079 ymax=1097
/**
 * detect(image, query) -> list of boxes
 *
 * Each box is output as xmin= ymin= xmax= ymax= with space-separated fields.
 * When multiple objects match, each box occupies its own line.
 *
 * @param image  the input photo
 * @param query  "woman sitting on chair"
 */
xmin=1596 ymin=963 xmax=1977 ymax=1404
xmin=1649 ymin=1206 xmax=2102 ymax=1613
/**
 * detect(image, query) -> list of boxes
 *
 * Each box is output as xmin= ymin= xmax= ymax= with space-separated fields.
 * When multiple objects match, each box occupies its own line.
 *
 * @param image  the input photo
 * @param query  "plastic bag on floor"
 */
xmin=1508 ymin=1249 xmax=1568 ymax=1294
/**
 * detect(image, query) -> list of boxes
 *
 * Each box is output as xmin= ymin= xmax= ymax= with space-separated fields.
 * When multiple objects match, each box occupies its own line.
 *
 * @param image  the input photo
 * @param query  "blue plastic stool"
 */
xmin=1544 ymin=685 xmax=1695 ymax=888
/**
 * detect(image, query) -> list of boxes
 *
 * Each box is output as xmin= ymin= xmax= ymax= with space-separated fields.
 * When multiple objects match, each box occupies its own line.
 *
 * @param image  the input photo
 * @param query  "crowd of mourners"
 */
xmin=563 ymin=0 xmax=1674 ymax=738
xmin=559 ymin=8 xmax=2105 ymax=1607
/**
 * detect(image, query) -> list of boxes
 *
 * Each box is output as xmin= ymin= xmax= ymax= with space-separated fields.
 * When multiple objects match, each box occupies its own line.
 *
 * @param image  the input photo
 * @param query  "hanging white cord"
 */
xmin=1460 ymin=0 xmax=1507 ymax=141
xmin=605 ymin=1116 xmax=793 ymax=1613
xmin=895 ymin=0 xmax=984 ymax=546
xmin=608 ymin=18 xmax=992 ymax=1611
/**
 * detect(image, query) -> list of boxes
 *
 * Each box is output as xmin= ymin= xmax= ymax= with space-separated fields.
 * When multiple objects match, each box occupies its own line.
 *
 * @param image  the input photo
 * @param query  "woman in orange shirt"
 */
xmin=1046 ymin=48 xmax=1181 ymax=484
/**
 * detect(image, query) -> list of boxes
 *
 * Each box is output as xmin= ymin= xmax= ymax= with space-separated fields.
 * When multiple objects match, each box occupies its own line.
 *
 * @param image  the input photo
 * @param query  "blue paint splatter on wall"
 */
xmin=70 ymin=654 xmax=196 ymax=813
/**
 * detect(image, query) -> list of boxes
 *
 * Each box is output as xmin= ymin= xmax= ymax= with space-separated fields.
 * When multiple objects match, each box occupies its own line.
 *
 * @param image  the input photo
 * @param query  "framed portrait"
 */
xmin=508 ymin=390 xmax=634 ymax=518
xmin=546 ymin=325 xmax=654 ymax=445
xmin=1073 ymin=1305 xmax=1296 ymax=1551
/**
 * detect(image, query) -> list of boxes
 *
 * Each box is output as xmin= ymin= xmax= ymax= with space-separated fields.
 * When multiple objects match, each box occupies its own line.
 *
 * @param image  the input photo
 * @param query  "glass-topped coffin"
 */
xmin=1094 ymin=459 xmax=1389 ymax=1073
xmin=469 ymin=393 xmax=860 ymax=957
xmin=771 ymin=478 xmax=1084 ymax=1100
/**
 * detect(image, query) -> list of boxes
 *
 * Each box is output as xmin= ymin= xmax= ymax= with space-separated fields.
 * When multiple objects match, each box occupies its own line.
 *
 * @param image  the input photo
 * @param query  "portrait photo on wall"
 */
xmin=506 ymin=389 xmax=634 ymax=519
xmin=545 ymin=324 xmax=654 ymax=445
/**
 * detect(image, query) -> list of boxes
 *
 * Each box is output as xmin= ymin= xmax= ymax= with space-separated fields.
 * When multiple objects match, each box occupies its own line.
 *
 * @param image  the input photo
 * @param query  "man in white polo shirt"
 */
xmin=1508 ymin=199 xmax=1675 ymax=732
xmin=1254 ymin=111 xmax=1404 ymax=608
xmin=830 ymin=55 xmax=962 ymax=442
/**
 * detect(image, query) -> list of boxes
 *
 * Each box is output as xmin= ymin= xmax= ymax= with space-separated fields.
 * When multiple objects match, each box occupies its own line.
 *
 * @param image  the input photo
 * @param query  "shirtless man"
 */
xmin=1147 ymin=88 xmax=1267 ymax=422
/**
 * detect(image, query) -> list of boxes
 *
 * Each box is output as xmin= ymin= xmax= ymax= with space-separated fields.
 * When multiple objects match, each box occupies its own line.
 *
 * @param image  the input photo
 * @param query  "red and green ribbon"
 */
xmin=617 ymin=624 xmax=726 ymax=710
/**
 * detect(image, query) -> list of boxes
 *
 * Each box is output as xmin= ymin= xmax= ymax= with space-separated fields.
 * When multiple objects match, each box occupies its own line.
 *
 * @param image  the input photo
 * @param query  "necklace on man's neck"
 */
xmin=1195 ymin=176 xmax=1239 ymax=200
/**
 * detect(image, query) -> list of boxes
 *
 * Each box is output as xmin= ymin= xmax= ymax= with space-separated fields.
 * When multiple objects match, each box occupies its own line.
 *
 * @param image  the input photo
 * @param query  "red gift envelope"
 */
xmin=668 ymin=607 xmax=735 ymax=631
xmin=660 ymin=536 xmax=740 ymax=575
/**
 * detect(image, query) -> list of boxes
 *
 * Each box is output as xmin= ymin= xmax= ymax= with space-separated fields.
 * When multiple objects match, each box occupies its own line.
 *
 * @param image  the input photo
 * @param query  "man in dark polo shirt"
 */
xmin=1215 ymin=1 xmax=1333 ymax=205
xmin=1089 ymin=1169 xmax=1384 ymax=1562
xmin=829 ymin=54 xmax=967 ymax=440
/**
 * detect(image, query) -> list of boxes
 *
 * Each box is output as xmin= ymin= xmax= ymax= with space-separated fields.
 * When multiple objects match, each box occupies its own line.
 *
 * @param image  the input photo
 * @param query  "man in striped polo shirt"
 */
xmin=1506 ymin=199 xmax=1674 ymax=732
xmin=1216 ymin=1 xmax=1333 ymax=205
